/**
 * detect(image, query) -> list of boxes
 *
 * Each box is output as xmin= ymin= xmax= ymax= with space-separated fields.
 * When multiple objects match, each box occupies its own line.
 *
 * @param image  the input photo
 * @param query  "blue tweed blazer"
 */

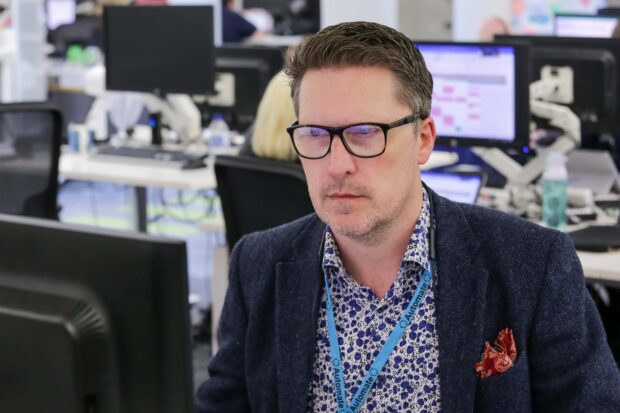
xmin=196 ymin=191 xmax=620 ymax=412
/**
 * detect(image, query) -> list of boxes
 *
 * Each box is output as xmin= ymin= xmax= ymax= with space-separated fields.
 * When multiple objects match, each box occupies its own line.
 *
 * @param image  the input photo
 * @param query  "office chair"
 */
xmin=214 ymin=154 xmax=314 ymax=250
xmin=0 ymin=102 xmax=63 ymax=220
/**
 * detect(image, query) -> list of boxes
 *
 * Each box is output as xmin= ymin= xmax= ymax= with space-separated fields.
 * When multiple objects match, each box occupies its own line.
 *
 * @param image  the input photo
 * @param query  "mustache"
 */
xmin=320 ymin=180 xmax=371 ymax=197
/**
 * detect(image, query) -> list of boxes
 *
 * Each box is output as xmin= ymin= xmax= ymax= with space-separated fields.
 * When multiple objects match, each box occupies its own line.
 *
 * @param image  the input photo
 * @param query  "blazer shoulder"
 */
xmin=435 ymin=194 xmax=569 ymax=269
xmin=460 ymin=202 xmax=563 ymax=247
xmin=233 ymin=213 xmax=324 ymax=266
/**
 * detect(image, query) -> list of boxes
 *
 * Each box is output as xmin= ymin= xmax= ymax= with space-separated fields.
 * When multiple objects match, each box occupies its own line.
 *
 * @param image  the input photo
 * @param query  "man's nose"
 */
xmin=326 ymin=134 xmax=357 ymax=177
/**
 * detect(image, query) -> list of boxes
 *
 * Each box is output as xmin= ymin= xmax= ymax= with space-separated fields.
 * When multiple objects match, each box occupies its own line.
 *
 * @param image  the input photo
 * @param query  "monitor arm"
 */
xmin=472 ymin=67 xmax=581 ymax=189
xmin=142 ymin=94 xmax=202 ymax=143
xmin=83 ymin=65 xmax=202 ymax=143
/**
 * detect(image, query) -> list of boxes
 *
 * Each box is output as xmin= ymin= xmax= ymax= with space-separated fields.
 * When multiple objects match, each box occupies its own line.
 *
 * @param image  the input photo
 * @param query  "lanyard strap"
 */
xmin=324 ymin=262 xmax=434 ymax=413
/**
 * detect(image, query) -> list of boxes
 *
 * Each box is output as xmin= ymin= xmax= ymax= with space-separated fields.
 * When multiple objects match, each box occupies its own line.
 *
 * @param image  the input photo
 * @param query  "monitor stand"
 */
xmin=148 ymin=111 xmax=162 ymax=146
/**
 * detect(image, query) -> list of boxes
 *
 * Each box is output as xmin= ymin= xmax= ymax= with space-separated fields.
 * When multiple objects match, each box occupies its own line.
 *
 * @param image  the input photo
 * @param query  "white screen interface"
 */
xmin=47 ymin=0 xmax=76 ymax=31
xmin=554 ymin=15 xmax=618 ymax=38
xmin=421 ymin=171 xmax=483 ymax=205
xmin=418 ymin=44 xmax=516 ymax=143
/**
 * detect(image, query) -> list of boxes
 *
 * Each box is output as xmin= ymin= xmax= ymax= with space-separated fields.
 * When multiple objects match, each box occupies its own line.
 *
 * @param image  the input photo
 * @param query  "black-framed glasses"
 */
xmin=286 ymin=114 xmax=421 ymax=160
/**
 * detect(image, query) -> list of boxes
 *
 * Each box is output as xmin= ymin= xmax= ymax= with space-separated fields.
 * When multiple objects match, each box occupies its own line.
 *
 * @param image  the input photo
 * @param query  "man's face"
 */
xmin=298 ymin=66 xmax=436 ymax=243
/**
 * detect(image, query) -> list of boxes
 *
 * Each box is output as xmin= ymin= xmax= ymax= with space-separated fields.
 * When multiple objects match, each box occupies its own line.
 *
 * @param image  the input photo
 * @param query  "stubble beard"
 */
xmin=318 ymin=180 xmax=413 ymax=246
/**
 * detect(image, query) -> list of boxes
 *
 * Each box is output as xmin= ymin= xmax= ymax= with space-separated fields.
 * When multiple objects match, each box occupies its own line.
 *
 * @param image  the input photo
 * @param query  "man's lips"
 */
xmin=327 ymin=193 xmax=362 ymax=199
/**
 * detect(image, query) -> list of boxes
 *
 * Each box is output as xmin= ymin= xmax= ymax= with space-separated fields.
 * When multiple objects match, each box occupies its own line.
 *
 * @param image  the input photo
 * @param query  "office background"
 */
xmin=0 ymin=0 xmax=619 ymax=411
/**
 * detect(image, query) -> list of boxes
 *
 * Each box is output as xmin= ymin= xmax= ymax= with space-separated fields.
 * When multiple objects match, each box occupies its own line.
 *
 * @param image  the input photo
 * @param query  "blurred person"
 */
xmin=222 ymin=0 xmax=260 ymax=43
xmin=479 ymin=16 xmax=511 ymax=41
xmin=240 ymin=70 xmax=298 ymax=162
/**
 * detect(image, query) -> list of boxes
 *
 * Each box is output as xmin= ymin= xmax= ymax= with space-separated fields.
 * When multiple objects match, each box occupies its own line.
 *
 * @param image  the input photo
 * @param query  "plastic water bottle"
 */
xmin=207 ymin=113 xmax=230 ymax=148
xmin=542 ymin=152 xmax=568 ymax=230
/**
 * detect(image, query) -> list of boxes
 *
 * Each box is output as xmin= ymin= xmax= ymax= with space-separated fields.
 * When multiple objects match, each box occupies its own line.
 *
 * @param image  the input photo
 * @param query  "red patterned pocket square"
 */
xmin=474 ymin=328 xmax=517 ymax=379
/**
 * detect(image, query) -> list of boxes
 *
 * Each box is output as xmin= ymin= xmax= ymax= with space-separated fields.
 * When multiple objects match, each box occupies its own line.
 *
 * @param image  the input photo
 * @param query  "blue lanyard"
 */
xmin=323 ymin=262 xmax=434 ymax=413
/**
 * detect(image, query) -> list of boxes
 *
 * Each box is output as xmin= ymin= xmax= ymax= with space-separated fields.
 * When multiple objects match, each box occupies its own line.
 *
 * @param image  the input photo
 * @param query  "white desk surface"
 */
xmin=59 ymin=152 xmax=216 ymax=190
xmin=422 ymin=151 xmax=459 ymax=170
xmin=577 ymin=250 xmax=620 ymax=286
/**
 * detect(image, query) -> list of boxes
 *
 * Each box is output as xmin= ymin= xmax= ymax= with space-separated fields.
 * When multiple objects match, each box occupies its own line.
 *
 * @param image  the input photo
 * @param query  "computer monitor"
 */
xmin=416 ymin=42 xmax=530 ymax=149
xmin=167 ymin=0 xmax=223 ymax=46
xmin=421 ymin=171 xmax=484 ymax=204
xmin=0 ymin=214 xmax=193 ymax=413
xmin=46 ymin=0 xmax=76 ymax=31
xmin=496 ymin=35 xmax=620 ymax=134
xmin=215 ymin=45 xmax=284 ymax=80
xmin=103 ymin=6 xmax=215 ymax=95
xmin=207 ymin=56 xmax=272 ymax=131
xmin=554 ymin=13 xmax=619 ymax=38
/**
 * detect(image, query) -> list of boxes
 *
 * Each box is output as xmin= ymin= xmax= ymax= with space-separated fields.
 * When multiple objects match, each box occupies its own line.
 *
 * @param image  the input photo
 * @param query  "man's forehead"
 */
xmin=297 ymin=67 xmax=405 ymax=123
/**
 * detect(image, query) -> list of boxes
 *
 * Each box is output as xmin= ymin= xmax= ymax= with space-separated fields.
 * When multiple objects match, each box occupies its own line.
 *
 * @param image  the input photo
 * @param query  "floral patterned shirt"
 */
xmin=307 ymin=188 xmax=442 ymax=413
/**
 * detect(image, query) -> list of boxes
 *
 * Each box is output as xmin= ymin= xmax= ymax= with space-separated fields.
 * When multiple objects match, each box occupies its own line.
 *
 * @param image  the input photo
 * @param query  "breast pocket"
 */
xmin=475 ymin=352 xmax=532 ymax=413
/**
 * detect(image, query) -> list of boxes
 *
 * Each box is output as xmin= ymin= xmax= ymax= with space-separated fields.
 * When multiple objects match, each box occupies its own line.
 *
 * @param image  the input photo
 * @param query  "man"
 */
xmin=222 ymin=0 xmax=259 ymax=43
xmin=196 ymin=22 xmax=620 ymax=412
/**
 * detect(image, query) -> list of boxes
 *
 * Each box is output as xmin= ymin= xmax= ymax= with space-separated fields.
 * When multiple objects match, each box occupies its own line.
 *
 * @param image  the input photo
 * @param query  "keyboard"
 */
xmin=92 ymin=145 xmax=207 ymax=168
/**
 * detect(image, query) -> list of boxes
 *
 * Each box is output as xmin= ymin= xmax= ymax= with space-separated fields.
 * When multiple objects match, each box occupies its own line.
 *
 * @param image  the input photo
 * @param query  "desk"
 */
xmin=60 ymin=151 xmax=217 ymax=232
xmin=577 ymin=250 xmax=620 ymax=288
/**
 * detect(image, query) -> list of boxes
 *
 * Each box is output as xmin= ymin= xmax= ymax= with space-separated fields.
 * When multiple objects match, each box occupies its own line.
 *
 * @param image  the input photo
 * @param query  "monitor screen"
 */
xmin=104 ymin=6 xmax=215 ymax=94
xmin=0 ymin=214 xmax=193 ymax=413
xmin=417 ymin=42 xmax=530 ymax=148
xmin=554 ymin=13 xmax=619 ymax=38
xmin=421 ymin=171 xmax=484 ymax=204
xmin=46 ymin=0 xmax=76 ymax=30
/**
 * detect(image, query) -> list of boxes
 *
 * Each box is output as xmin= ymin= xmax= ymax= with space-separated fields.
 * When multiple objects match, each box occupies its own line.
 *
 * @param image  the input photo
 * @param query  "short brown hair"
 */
xmin=284 ymin=21 xmax=433 ymax=119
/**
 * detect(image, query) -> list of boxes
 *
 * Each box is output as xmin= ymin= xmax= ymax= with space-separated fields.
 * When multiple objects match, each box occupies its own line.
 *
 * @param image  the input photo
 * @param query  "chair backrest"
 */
xmin=214 ymin=154 xmax=314 ymax=250
xmin=0 ymin=102 xmax=63 ymax=220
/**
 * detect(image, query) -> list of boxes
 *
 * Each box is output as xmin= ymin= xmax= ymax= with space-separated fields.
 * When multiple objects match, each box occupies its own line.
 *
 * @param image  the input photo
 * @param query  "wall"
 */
xmin=452 ymin=0 xmax=511 ymax=40
xmin=320 ymin=0 xmax=452 ymax=40
xmin=320 ymin=0 xmax=399 ymax=29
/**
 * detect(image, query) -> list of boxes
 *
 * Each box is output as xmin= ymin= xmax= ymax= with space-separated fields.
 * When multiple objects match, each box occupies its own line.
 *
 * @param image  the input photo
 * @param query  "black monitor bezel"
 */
xmin=598 ymin=7 xmax=620 ymax=16
xmin=416 ymin=41 xmax=530 ymax=149
xmin=103 ymin=5 xmax=215 ymax=95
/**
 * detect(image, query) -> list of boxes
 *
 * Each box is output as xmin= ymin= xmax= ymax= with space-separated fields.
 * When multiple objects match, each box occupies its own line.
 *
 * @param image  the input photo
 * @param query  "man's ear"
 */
xmin=417 ymin=117 xmax=436 ymax=165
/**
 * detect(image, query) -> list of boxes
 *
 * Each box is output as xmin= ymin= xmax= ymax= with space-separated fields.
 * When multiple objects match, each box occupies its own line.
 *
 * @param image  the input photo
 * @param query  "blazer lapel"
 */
xmin=275 ymin=228 xmax=324 ymax=413
xmin=432 ymin=193 xmax=489 ymax=413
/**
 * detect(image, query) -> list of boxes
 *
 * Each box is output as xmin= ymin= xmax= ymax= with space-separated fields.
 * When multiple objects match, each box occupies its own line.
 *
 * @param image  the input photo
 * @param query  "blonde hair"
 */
xmin=251 ymin=71 xmax=298 ymax=162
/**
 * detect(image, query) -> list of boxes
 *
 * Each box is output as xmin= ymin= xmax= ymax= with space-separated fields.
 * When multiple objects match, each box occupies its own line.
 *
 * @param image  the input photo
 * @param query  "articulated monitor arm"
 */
xmin=473 ymin=74 xmax=581 ymax=188
xmin=142 ymin=94 xmax=202 ymax=142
